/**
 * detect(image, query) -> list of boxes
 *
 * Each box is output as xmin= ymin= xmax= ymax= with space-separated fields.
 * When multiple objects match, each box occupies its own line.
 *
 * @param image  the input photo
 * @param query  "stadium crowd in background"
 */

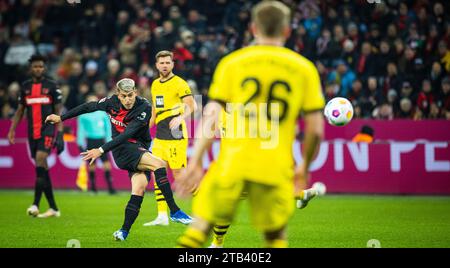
xmin=0 ymin=0 xmax=449 ymax=120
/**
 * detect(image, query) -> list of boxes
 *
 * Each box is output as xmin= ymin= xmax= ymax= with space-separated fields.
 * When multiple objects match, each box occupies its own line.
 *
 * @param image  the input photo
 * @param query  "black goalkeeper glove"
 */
xmin=54 ymin=131 xmax=65 ymax=155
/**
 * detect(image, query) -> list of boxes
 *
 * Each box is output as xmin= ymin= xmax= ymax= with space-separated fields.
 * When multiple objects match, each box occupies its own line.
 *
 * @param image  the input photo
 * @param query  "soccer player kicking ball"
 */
xmin=45 ymin=78 xmax=189 ymax=241
xmin=8 ymin=54 xmax=64 ymax=218
xmin=176 ymin=1 xmax=324 ymax=248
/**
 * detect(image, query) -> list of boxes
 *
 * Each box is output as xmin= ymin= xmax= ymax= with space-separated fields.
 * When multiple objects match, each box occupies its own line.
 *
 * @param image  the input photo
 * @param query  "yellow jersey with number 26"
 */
xmin=208 ymin=45 xmax=325 ymax=186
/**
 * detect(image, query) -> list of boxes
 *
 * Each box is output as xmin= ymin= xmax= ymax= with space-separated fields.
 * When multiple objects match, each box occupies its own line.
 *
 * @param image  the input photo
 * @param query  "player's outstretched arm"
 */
xmin=102 ymin=103 xmax=151 ymax=153
xmin=62 ymin=101 xmax=105 ymax=120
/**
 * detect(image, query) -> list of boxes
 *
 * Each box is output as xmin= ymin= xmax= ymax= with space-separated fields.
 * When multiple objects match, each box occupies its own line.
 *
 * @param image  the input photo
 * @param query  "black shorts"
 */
xmin=28 ymin=136 xmax=53 ymax=159
xmin=87 ymin=138 xmax=109 ymax=162
xmin=112 ymin=142 xmax=151 ymax=179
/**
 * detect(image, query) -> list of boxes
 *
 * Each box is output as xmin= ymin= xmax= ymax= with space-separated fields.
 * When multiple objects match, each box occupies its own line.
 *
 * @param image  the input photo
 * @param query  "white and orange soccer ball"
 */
xmin=324 ymin=97 xmax=353 ymax=126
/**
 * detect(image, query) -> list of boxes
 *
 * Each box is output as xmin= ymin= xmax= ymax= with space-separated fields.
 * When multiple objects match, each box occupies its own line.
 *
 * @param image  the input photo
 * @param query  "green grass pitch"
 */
xmin=0 ymin=190 xmax=449 ymax=248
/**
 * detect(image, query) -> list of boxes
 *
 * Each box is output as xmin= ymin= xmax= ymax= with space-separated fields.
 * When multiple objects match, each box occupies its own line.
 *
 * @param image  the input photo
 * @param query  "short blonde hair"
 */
xmin=155 ymin=50 xmax=174 ymax=62
xmin=251 ymin=1 xmax=291 ymax=38
xmin=116 ymin=78 xmax=136 ymax=92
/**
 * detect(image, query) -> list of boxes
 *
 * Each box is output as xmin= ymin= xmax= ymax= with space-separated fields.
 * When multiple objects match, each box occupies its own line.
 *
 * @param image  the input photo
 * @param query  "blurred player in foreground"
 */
xmin=176 ymin=1 xmax=325 ymax=248
xmin=46 ymin=78 xmax=186 ymax=241
xmin=8 ymin=54 xmax=64 ymax=218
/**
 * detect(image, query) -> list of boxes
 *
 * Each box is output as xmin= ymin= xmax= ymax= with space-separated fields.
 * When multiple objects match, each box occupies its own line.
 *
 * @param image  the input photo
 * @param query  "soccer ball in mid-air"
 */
xmin=324 ymin=97 xmax=353 ymax=126
xmin=312 ymin=182 xmax=327 ymax=196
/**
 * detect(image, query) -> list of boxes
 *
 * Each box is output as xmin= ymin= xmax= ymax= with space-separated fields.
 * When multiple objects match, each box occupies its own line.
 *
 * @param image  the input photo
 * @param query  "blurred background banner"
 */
xmin=1 ymin=119 xmax=449 ymax=194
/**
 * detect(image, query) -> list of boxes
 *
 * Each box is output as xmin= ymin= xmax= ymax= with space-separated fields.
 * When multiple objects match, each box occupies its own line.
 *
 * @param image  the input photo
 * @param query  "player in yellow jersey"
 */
xmin=208 ymin=110 xmax=322 ymax=248
xmin=143 ymin=50 xmax=197 ymax=226
xmin=176 ymin=1 xmax=325 ymax=248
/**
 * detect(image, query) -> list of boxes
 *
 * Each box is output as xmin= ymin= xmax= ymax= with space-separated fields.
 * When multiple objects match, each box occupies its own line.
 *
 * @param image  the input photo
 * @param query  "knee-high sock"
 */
xmin=153 ymin=180 xmax=168 ymax=216
xmin=122 ymin=195 xmax=143 ymax=232
xmin=33 ymin=167 xmax=47 ymax=207
xmin=43 ymin=170 xmax=58 ymax=211
xmin=212 ymin=224 xmax=230 ymax=246
xmin=265 ymin=239 xmax=288 ymax=248
xmin=154 ymin=168 xmax=179 ymax=214
xmin=176 ymin=227 xmax=208 ymax=248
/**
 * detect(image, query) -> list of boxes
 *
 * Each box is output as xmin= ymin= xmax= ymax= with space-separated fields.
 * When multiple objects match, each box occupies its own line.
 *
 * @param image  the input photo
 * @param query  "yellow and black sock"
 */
xmin=212 ymin=224 xmax=230 ymax=247
xmin=177 ymin=227 xmax=208 ymax=248
xmin=154 ymin=180 xmax=168 ymax=215
xmin=265 ymin=239 xmax=288 ymax=248
xmin=154 ymin=168 xmax=180 ymax=214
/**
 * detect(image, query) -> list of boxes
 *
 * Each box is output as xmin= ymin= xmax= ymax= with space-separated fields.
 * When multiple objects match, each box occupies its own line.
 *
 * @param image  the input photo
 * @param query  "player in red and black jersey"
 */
xmin=7 ymin=54 xmax=64 ymax=218
xmin=45 ymin=78 xmax=189 ymax=241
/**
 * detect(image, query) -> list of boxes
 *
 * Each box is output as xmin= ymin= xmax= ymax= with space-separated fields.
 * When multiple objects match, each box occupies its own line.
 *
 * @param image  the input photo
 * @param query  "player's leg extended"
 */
xmin=35 ymin=150 xmax=60 ymax=218
xmin=209 ymin=190 xmax=249 ymax=247
xmin=137 ymin=152 xmax=191 ymax=223
xmin=176 ymin=170 xmax=214 ymax=248
xmin=178 ymin=167 xmax=240 ymax=248
xmin=264 ymin=227 xmax=288 ymax=248
xmin=248 ymin=182 xmax=294 ymax=248
xmin=145 ymin=169 xmax=170 ymax=226
xmin=177 ymin=217 xmax=212 ymax=248
xmin=114 ymin=172 xmax=148 ymax=241
xmin=150 ymin=139 xmax=169 ymax=221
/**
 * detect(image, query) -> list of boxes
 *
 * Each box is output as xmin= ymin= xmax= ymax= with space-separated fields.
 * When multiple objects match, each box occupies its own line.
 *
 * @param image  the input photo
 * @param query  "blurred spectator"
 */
xmin=437 ymin=77 xmax=450 ymax=118
xmin=398 ymin=97 xmax=414 ymax=119
xmin=355 ymin=42 xmax=376 ymax=80
xmin=373 ymin=102 xmax=394 ymax=120
xmin=303 ymin=8 xmax=322 ymax=40
xmin=416 ymin=79 xmax=435 ymax=117
xmin=115 ymin=10 xmax=131 ymax=44
xmin=103 ymin=59 xmax=122 ymax=90
xmin=428 ymin=103 xmax=442 ymax=119
xmin=327 ymin=60 xmax=356 ymax=97
xmin=382 ymin=62 xmax=403 ymax=95
xmin=437 ymin=41 xmax=450 ymax=73
xmin=65 ymin=61 xmax=84 ymax=110
xmin=386 ymin=89 xmax=400 ymax=116
xmin=429 ymin=61 xmax=444 ymax=92
xmin=83 ymin=60 xmax=100 ymax=92
xmin=364 ymin=76 xmax=383 ymax=116
xmin=118 ymin=24 xmax=141 ymax=68
xmin=400 ymin=81 xmax=415 ymax=102
xmin=348 ymin=79 xmax=364 ymax=105
xmin=0 ymin=0 xmax=448 ymax=121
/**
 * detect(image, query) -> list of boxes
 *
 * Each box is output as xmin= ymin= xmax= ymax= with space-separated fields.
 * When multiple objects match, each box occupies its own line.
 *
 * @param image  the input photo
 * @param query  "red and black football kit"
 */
xmin=61 ymin=95 xmax=152 ymax=177
xmin=19 ymin=78 xmax=62 ymax=158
